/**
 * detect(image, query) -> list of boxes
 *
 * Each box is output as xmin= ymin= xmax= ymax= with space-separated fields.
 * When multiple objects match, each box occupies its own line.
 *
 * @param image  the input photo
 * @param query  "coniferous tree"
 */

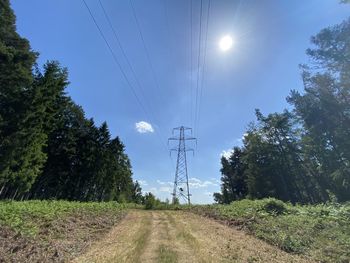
xmin=0 ymin=0 xmax=46 ymax=199
xmin=0 ymin=0 xmax=136 ymax=201
xmin=132 ymin=181 xmax=144 ymax=204
xmin=214 ymin=147 xmax=247 ymax=204
xmin=215 ymin=17 xmax=350 ymax=204
xmin=288 ymin=18 xmax=350 ymax=201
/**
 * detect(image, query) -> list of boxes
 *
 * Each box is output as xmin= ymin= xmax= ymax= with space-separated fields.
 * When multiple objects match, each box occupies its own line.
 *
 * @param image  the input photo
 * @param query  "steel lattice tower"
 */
xmin=168 ymin=126 xmax=196 ymax=205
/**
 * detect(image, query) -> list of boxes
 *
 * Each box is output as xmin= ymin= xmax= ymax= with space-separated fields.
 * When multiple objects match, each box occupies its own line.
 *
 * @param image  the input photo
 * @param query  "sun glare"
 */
xmin=219 ymin=35 xmax=233 ymax=51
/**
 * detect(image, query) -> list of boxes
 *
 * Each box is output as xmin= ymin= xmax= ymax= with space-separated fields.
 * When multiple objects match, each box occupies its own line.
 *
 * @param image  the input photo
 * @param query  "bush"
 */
xmin=261 ymin=198 xmax=288 ymax=215
xmin=144 ymin=192 xmax=159 ymax=209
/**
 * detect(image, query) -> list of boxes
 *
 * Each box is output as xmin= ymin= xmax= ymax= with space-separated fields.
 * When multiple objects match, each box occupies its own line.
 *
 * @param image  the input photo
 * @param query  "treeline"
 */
xmin=215 ymin=17 xmax=350 ymax=204
xmin=0 ymin=0 xmax=140 ymax=202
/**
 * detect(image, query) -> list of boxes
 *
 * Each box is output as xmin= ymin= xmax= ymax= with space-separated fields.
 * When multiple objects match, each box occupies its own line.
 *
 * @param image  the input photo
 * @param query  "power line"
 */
xmin=127 ymin=0 xmax=174 ymax=160
xmin=97 ymin=0 xmax=166 ymax=141
xmin=81 ymin=0 xmax=148 ymax=118
xmin=194 ymin=0 xmax=203 ymax=137
xmin=190 ymin=0 xmax=194 ymax=129
xmin=196 ymin=0 xmax=211 ymax=139
xmin=98 ymin=0 xmax=148 ymax=109
xmin=82 ymin=0 xmax=171 ymax=159
xmin=128 ymin=0 xmax=172 ymax=155
xmin=129 ymin=0 xmax=163 ymax=98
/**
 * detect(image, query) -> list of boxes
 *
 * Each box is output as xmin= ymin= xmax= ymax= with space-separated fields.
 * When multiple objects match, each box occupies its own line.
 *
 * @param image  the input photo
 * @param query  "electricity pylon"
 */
xmin=168 ymin=126 xmax=196 ymax=205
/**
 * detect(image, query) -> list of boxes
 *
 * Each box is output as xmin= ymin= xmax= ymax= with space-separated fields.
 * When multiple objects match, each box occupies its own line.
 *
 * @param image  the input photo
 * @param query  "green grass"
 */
xmin=0 ymin=200 xmax=135 ymax=236
xmin=187 ymin=198 xmax=350 ymax=263
xmin=157 ymin=245 xmax=178 ymax=263
xmin=130 ymin=213 xmax=152 ymax=263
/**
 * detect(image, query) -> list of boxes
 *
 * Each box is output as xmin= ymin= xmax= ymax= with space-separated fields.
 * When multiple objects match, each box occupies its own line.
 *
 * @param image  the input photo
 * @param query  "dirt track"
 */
xmin=72 ymin=210 xmax=311 ymax=263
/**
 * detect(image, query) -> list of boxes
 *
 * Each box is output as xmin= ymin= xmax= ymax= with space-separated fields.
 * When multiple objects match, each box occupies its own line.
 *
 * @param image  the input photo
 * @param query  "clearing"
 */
xmin=72 ymin=210 xmax=311 ymax=263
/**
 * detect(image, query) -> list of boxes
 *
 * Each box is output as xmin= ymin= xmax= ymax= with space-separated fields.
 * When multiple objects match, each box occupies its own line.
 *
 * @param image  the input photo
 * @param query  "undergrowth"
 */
xmin=187 ymin=198 xmax=350 ymax=263
xmin=0 ymin=200 xmax=138 ymax=236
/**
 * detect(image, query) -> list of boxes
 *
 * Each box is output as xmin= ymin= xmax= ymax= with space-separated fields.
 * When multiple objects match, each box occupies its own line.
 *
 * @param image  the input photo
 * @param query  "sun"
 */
xmin=219 ymin=35 xmax=233 ymax=51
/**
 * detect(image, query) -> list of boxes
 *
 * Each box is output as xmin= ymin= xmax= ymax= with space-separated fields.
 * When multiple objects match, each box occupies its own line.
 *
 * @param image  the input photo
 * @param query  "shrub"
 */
xmin=261 ymin=198 xmax=288 ymax=215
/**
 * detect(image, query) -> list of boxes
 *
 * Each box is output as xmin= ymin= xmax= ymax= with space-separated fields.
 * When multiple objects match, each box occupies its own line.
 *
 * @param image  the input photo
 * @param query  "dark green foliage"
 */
xmin=0 ymin=0 xmax=45 ymax=198
xmin=215 ymin=18 xmax=350 ymax=204
xmin=142 ymin=192 xmax=173 ymax=210
xmin=288 ymin=18 xmax=350 ymax=202
xmin=214 ymin=147 xmax=247 ymax=204
xmin=0 ymin=0 xmax=137 ymax=201
xmin=132 ymin=181 xmax=144 ymax=204
xmin=144 ymin=192 xmax=159 ymax=209
xmin=28 ymin=102 xmax=135 ymax=201
xmin=261 ymin=198 xmax=287 ymax=215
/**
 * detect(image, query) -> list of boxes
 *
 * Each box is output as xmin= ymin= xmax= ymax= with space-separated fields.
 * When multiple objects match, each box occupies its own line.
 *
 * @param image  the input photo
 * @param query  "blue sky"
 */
xmin=11 ymin=0 xmax=349 ymax=203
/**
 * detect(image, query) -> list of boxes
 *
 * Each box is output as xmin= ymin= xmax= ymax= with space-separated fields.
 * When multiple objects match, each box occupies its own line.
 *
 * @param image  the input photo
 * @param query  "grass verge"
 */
xmin=186 ymin=198 xmax=350 ymax=263
xmin=0 ymin=200 xmax=137 ymax=262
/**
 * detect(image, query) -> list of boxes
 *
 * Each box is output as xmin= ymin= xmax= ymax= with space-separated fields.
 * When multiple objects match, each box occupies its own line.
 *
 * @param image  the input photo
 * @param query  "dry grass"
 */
xmin=72 ymin=210 xmax=151 ymax=263
xmin=157 ymin=245 xmax=178 ymax=263
xmin=0 ymin=211 xmax=126 ymax=262
xmin=171 ymin=211 xmax=313 ymax=263
xmin=73 ymin=210 xmax=313 ymax=263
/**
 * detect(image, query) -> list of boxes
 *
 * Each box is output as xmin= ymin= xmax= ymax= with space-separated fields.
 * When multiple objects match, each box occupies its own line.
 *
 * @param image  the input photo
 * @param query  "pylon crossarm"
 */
xmin=168 ymin=137 xmax=180 ymax=142
xmin=168 ymin=126 xmax=196 ymax=205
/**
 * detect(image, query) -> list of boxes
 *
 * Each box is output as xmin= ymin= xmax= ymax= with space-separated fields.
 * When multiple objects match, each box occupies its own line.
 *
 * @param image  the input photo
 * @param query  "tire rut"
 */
xmin=72 ymin=210 xmax=313 ymax=263
xmin=141 ymin=211 xmax=170 ymax=262
xmin=71 ymin=210 xmax=151 ymax=263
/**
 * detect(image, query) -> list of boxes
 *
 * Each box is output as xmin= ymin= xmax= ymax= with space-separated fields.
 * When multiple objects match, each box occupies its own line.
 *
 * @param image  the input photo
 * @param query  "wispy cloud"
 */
xmin=156 ymin=180 xmax=173 ymax=186
xmin=156 ymin=178 xmax=218 ymax=189
xmin=142 ymin=177 xmax=220 ymax=204
xmin=159 ymin=186 xmax=172 ymax=193
xmin=135 ymin=121 xmax=154 ymax=133
xmin=138 ymin=180 xmax=148 ymax=186
xmin=188 ymin=177 xmax=219 ymax=189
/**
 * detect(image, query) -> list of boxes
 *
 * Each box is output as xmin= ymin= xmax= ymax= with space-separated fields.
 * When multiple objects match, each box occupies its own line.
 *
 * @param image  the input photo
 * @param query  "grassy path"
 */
xmin=72 ymin=210 xmax=312 ymax=263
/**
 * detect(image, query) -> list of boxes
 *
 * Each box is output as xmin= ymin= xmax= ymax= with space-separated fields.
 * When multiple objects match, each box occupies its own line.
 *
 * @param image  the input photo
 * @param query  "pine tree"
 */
xmin=0 ymin=0 xmax=47 ymax=199
xmin=288 ymin=18 xmax=350 ymax=201
xmin=214 ymin=147 xmax=247 ymax=204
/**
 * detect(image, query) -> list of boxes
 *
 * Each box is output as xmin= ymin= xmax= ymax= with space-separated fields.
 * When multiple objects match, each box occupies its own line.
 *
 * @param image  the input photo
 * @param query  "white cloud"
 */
xmin=143 ymin=178 xmax=219 ymax=204
xmin=188 ymin=177 xmax=219 ymax=189
xmin=135 ymin=121 xmax=154 ymax=133
xmin=210 ymin=177 xmax=221 ymax=184
xmin=221 ymin=149 xmax=234 ymax=159
xmin=159 ymin=186 xmax=172 ymax=193
xmin=236 ymin=133 xmax=248 ymax=145
xmin=221 ymin=133 xmax=248 ymax=159
xmin=156 ymin=180 xmax=173 ymax=186
xmin=155 ymin=178 xmax=219 ymax=190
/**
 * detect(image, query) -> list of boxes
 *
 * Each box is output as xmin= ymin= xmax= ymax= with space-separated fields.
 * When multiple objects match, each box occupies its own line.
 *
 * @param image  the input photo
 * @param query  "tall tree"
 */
xmin=288 ymin=18 xmax=350 ymax=201
xmin=214 ymin=147 xmax=247 ymax=204
xmin=0 ymin=0 xmax=136 ymax=201
xmin=0 ymin=0 xmax=47 ymax=199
